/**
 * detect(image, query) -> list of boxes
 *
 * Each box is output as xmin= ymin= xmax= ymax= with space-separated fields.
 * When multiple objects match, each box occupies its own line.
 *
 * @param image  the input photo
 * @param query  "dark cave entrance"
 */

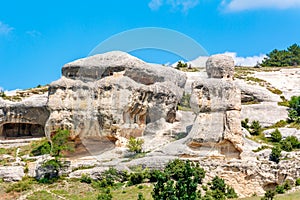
xmin=0 ymin=123 xmax=45 ymax=138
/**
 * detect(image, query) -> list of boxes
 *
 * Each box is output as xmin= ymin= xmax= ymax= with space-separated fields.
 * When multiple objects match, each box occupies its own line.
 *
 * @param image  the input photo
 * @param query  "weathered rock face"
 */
xmin=187 ymin=55 xmax=243 ymax=158
xmin=45 ymin=51 xmax=187 ymax=145
xmin=0 ymin=94 xmax=49 ymax=138
xmin=206 ymin=54 xmax=234 ymax=79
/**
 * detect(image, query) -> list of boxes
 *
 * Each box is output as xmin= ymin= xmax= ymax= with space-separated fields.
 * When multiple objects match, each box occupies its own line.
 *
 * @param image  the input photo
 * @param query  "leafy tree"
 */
xmin=287 ymin=43 xmax=300 ymax=66
xmin=127 ymin=137 xmax=144 ymax=153
xmin=270 ymin=129 xmax=282 ymax=142
xmin=51 ymin=129 xmax=74 ymax=157
xmin=152 ymin=159 xmax=205 ymax=200
xmin=270 ymin=146 xmax=281 ymax=163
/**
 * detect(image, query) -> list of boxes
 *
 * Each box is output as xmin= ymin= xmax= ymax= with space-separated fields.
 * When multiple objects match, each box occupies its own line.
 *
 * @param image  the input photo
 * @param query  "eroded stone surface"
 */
xmin=46 ymin=51 xmax=187 ymax=146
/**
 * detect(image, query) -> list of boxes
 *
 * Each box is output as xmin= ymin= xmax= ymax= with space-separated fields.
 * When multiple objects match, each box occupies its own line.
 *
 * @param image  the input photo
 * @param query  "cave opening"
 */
xmin=0 ymin=123 xmax=45 ymax=138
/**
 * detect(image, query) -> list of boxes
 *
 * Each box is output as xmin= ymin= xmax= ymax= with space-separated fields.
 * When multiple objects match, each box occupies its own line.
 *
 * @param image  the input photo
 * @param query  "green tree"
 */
xmin=261 ymin=44 xmax=300 ymax=67
xmin=288 ymin=96 xmax=300 ymax=122
xmin=270 ymin=129 xmax=282 ymax=142
xmin=51 ymin=129 xmax=74 ymax=157
xmin=270 ymin=146 xmax=281 ymax=163
xmin=127 ymin=137 xmax=144 ymax=153
xmin=152 ymin=159 xmax=205 ymax=200
xmin=250 ymin=120 xmax=262 ymax=136
xmin=287 ymin=43 xmax=300 ymax=66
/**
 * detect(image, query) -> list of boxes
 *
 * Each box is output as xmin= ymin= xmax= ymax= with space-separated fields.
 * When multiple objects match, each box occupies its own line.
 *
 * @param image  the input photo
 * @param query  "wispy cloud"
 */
xmin=222 ymin=0 xmax=300 ymax=11
xmin=148 ymin=0 xmax=199 ymax=13
xmin=0 ymin=21 xmax=14 ymax=35
xmin=26 ymin=30 xmax=41 ymax=37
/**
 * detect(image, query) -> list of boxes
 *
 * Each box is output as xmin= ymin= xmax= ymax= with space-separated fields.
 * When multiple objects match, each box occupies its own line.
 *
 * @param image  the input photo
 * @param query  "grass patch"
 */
xmin=289 ymin=122 xmax=300 ymax=129
xmin=111 ymin=184 xmax=153 ymax=200
xmin=177 ymin=105 xmax=192 ymax=111
xmin=266 ymin=120 xmax=288 ymax=129
xmin=27 ymin=190 xmax=56 ymax=200
xmin=252 ymin=145 xmax=271 ymax=152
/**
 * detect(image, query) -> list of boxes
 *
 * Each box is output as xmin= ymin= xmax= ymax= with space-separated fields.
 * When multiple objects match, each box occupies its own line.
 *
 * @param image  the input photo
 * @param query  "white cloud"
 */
xmin=222 ymin=0 xmax=300 ymax=11
xmin=148 ymin=0 xmax=199 ymax=13
xmin=0 ymin=21 xmax=14 ymax=35
xmin=224 ymin=52 xmax=266 ymax=66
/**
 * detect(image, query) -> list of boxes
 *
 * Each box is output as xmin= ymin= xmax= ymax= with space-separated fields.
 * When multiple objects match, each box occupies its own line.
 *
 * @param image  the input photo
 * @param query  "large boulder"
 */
xmin=45 ymin=51 xmax=187 ymax=146
xmin=206 ymin=54 xmax=235 ymax=79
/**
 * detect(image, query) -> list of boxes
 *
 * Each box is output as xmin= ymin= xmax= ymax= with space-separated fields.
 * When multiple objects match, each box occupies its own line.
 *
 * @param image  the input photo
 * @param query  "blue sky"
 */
xmin=0 ymin=0 xmax=300 ymax=90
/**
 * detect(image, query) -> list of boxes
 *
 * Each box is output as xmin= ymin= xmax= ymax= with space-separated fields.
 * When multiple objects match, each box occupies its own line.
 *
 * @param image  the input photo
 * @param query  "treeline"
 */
xmin=261 ymin=43 xmax=300 ymax=67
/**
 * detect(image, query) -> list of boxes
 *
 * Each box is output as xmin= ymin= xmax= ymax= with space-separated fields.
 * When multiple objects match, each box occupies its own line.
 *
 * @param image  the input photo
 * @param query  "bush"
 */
xmin=261 ymin=189 xmax=276 ymax=200
xmin=97 ymin=189 xmax=112 ymax=200
xmin=137 ymin=193 xmax=145 ymax=200
xmin=270 ymin=129 xmax=282 ymax=142
xmin=250 ymin=120 xmax=262 ymax=135
xmin=30 ymin=140 xmax=51 ymax=156
xmin=80 ymin=174 xmax=92 ymax=184
xmin=152 ymin=160 xmax=205 ymax=200
xmin=288 ymin=96 xmax=300 ymax=122
xmin=280 ymin=140 xmax=293 ymax=152
xmin=127 ymin=137 xmax=144 ymax=153
xmin=295 ymin=178 xmax=300 ymax=186
xmin=283 ymin=181 xmax=292 ymax=191
xmin=127 ymin=172 xmax=145 ymax=186
xmin=275 ymin=185 xmax=285 ymax=194
xmin=241 ymin=118 xmax=250 ymax=129
xmin=51 ymin=129 xmax=75 ymax=157
xmin=285 ymin=136 xmax=300 ymax=149
xmin=270 ymin=146 xmax=281 ymax=163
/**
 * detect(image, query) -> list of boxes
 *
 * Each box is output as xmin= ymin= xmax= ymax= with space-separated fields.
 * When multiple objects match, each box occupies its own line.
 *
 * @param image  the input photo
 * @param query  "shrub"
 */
xmin=295 ymin=178 xmax=300 ymax=186
xmin=127 ymin=137 xmax=144 ymax=153
xmin=127 ymin=172 xmax=145 ymax=186
xmin=270 ymin=129 xmax=282 ymax=142
xmin=280 ymin=140 xmax=293 ymax=152
xmin=261 ymin=189 xmax=276 ymax=200
xmin=97 ymin=189 xmax=112 ymax=200
xmin=285 ymin=136 xmax=300 ymax=148
xmin=152 ymin=160 xmax=205 ymax=200
xmin=80 ymin=174 xmax=92 ymax=184
xmin=283 ymin=181 xmax=292 ymax=191
xmin=275 ymin=185 xmax=285 ymax=194
xmin=137 ymin=193 xmax=145 ymax=200
xmin=250 ymin=120 xmax=262 ymax=135
xmin=30 ymin=140 xmax=51 ymax=156
xmin=241 ymin=118 xmax=250 ymax=129
xmin=270 ymin=146 xmax=281 ymax=163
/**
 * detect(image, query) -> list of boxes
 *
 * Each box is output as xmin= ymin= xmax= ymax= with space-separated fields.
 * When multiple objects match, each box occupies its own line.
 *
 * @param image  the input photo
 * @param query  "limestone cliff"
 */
xmin=45 ymin=51 xmax=187 ymax=145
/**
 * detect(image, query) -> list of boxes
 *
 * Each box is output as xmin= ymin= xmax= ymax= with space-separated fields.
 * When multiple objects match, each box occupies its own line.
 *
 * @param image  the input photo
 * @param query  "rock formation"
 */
xmin=186 ymin=54 xmax=243 ymax=158
xmin=0 ymin=94 xmax=49 ymax=138
xmin=45 ymin=51 xmax=187 ymax=146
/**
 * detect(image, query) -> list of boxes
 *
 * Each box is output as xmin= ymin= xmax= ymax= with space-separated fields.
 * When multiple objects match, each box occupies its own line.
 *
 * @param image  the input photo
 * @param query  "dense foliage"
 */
xmin=288 ymin=96 xmax=300 ymax=123
xmin=152 ymin=159 xmax=237 ymax=200
xmin=261 ymin=44 xmax=300 ymax=67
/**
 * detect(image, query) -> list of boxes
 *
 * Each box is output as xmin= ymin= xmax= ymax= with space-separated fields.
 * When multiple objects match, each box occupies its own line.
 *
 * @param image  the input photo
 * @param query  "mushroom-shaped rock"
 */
xmin=206 ymin=54 xmax=234 ymax=79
